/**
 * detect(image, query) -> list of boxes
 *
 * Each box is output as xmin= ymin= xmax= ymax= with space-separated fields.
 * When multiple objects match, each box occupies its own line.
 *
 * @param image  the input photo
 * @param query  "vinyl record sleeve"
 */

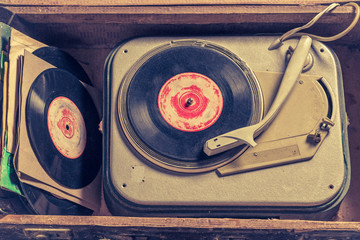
xmin=15 ymin=50 xmax=101 ymax=212
xmin=0 ymin=24 xmax=47 ymax=196
xmin=6 ymin=27 xmax=47 ymax=154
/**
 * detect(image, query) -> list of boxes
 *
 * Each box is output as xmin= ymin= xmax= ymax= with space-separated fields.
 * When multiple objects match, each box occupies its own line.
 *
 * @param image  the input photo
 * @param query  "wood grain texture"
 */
xmin=0 ymin=0 xmax=355 ymax=6
xmin=0 ymin=215 xmax=359 ymax=239
xmin=3 ymin=5 xmax=354 ymax=24
xmin=0 ymin=215 xmax=359 ymax=229
xmin=334 ymin=45 xmax=360 ymax=222
xmin=2 ymin=3 xmax=358 ymax=48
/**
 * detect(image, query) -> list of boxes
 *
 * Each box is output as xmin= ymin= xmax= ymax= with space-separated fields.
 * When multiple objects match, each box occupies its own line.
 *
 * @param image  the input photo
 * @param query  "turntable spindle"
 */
xmin=185 ymin=98 xmax=194 ymax=107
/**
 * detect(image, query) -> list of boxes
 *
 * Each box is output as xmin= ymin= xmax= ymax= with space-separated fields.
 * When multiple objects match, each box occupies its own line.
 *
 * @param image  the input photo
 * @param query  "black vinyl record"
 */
xmin=118 ymin=42 xmax=263 ymax=170
xmin=0 ymin=188 xmax=34 ymax=214
xmin=26 ymin=68 xmax=101 ymax=189
xmin=21 ymin=183 xmax=92 ymax=215
xmin=32 ymin=46 xmax=92 ymax=86
xmin=0 ymin=188 xmax=17 ymax=199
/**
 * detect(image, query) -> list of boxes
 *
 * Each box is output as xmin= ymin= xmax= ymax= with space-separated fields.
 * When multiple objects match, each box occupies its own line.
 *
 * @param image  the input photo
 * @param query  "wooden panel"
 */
xmin=2 ymin=215 xmax=356 ymax=229
xmin=334 ymin=45 xmax=360 ymax=222
xmin=0 ymin=215 xmax=359 ymax=239
xmin=4 ymin=5 xmax=354 ymax=24
xmin=1 ymin=4 xmax=358 ymax=48
xmin=0 ymin=0 xmax=355 ymax=6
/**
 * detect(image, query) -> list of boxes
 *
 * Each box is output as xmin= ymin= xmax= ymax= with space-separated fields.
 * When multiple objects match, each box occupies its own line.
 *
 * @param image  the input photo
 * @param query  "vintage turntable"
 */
xmin=103 ymin=35 xmax=350 ymax=219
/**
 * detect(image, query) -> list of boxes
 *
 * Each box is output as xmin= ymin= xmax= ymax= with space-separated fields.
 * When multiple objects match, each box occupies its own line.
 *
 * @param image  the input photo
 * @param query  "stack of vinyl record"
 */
xmin=0 ymin=46 xmax=102 ymax=215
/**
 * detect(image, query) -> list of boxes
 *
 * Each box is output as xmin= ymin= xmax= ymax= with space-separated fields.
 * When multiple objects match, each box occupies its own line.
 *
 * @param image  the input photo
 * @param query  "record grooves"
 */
xmin=118 ymin=41 xmax=263 ymax=172
xmin=25 ymin=68 xmax=101 ymax=189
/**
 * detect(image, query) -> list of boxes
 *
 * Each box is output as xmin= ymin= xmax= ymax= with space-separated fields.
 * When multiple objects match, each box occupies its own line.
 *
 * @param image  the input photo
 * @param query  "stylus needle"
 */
xmin=204 ymin=35 xmax=313 ymax=156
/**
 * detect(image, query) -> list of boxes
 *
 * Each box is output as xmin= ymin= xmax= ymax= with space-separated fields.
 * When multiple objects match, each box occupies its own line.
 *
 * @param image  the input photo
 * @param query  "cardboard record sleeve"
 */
xmin=14 ymin=51 xmax=101 ymax=212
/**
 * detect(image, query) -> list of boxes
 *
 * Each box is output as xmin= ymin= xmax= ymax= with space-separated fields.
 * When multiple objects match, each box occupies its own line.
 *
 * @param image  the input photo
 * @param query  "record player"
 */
xmin=103 ymin=35 xmax=350 ymax=219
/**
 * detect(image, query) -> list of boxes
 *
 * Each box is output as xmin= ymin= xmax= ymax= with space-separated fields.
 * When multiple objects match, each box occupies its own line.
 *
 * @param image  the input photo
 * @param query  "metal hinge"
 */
xmin=24 ymin=228 xmax=72 ymax=240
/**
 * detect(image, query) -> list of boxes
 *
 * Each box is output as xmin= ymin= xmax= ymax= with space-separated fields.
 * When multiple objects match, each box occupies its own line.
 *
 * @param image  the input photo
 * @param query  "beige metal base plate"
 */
xmin=218 ymin=71 xmax=334 ymax=176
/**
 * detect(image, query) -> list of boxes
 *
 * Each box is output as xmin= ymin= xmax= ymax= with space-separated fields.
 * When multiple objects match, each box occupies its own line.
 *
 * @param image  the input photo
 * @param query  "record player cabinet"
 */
xmin=1 ymin=0 xmax=360 ymax=239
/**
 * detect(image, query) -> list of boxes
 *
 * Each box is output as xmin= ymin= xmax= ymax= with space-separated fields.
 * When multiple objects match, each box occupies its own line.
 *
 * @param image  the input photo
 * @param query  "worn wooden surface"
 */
xmin=333 ymin=45 xmax=360 ymax=222
xmin=3 ymin=4 xmax=354 ymax=24
xmin=0 ymin=215 xmax=359 ymax=239
xmin=0 ymin=0 xmax=356 ymax=6
xmin=0 ymin=2 xmax=357 ymax=51
xmin=0 ymin=2 xmax=360 ymax=239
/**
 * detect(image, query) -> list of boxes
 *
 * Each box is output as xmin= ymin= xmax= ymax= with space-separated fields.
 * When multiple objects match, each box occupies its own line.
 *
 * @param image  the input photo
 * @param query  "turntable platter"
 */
xmin=117 ymin=41 xmax=263 ymax=172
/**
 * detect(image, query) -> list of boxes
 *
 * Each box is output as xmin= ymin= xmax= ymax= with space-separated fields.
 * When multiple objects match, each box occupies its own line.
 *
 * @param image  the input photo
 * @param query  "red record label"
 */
xmin=47 ymin=97 xmax=87 ymax=159
xmin=158 ymin=72 xmax=223 ymax=132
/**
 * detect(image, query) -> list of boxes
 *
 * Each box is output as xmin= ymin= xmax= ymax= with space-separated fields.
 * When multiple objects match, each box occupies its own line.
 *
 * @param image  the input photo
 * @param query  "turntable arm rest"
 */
xmin=204 ymin=35 xmax=312 ymax=156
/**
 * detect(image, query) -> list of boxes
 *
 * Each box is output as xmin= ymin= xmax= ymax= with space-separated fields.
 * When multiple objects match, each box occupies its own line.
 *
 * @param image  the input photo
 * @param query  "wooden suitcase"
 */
xmin=0 ymin=1 xmax=359 ymax=239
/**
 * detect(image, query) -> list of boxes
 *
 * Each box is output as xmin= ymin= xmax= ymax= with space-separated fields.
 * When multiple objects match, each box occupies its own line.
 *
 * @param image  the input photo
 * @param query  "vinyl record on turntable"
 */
xmin=25 ymin=68 xmax=101 ymax=189
xmin=117 ymin=42 xmax=263 ymax=172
